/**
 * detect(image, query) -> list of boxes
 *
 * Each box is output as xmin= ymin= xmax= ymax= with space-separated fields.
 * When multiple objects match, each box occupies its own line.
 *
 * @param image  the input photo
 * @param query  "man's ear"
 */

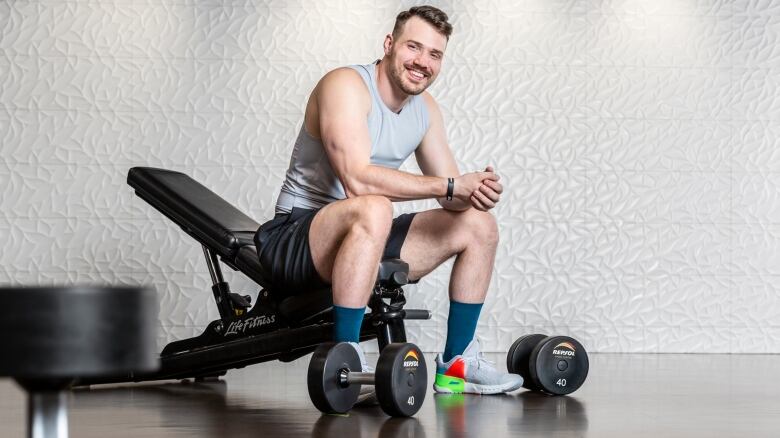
xmin=383 ymin=34 xmax=393 ymax=55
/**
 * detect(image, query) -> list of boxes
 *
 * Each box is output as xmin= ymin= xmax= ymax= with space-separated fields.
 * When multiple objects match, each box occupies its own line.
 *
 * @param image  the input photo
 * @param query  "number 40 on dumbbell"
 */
xmin=506 ymin=334 xmax=589 ymax=395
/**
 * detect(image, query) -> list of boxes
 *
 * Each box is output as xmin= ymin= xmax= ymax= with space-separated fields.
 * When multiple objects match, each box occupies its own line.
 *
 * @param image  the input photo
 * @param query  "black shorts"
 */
xmin=254 ymin=207 xmax=417 ymax=294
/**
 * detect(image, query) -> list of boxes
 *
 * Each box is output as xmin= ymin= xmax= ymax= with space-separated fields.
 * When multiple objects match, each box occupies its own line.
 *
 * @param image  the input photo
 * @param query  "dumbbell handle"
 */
xmin=339 ymin=371 xmax=375 ymax=386
xmin=373 ymin=309 xmax=430 ymax=322
xmin=402 ymin=309 xmax=431 ymax=320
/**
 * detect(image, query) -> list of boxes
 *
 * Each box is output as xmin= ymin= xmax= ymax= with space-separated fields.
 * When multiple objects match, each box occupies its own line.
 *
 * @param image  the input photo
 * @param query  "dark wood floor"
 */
xmin=1 ymin=352 xmax=778 ymax=437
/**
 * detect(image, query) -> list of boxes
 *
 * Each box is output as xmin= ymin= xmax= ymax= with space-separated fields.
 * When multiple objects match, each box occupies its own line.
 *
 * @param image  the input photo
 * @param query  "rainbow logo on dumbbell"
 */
xmin=552 ymin=342 xmax=576 ymax=356
xmin=403 ymin=350 xmax=420 ymax=367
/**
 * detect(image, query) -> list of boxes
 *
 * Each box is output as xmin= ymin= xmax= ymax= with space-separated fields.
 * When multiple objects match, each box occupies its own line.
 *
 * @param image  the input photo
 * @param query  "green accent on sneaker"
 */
xmin=435 ymin=373 xmax=465 ymax=393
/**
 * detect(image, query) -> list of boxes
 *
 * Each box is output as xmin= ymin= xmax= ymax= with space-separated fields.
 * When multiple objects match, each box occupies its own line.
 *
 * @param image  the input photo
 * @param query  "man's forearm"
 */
xmin=439 ymin=197 xmax=471 ymax=211
xmin=346 ymin=164 xmax=448 ymax=201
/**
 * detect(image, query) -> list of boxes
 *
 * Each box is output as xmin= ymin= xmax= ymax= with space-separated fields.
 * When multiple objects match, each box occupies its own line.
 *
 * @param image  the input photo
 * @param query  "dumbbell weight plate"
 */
xmin=528 ymin=336 xmax=589 ymax=395
xmin=506 ymin=334 xmax=547 ymax=391
xmin=375 ymin=343 xmax=427 ymax=417
xmin=307 ymin=342 xmax=362 ymax=414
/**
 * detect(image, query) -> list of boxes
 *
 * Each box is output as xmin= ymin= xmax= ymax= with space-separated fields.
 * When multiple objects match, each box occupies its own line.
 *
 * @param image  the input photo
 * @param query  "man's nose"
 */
xmin=411 ymin=56 xmax=429 ymax=72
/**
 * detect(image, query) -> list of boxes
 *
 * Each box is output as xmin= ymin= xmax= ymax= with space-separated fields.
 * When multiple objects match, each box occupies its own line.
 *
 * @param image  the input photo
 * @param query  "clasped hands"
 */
xmin=454 ymin=166 xmax=503 ymax=212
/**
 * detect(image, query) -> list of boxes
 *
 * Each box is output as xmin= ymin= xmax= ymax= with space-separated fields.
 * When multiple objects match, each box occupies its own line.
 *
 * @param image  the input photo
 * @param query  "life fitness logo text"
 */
xmin=552 ymin=342 xmax=576 ymax=357
xmin=403 ymin=350 xmax=420 ymax=368
xmin=224 ymin=315 xmax=276 ymax=336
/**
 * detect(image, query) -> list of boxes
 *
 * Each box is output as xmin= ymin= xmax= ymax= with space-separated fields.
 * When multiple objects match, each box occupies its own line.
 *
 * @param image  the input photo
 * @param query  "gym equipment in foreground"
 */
xmin=506 ymin=334 xmax=589 ymax=395
xmin=74 ymin=167 xmax=431 ymax=417
xmin=0 ymin=286 xmax=158 ymax=438
xmin=308 ymin=342 xmax=427 ymax=417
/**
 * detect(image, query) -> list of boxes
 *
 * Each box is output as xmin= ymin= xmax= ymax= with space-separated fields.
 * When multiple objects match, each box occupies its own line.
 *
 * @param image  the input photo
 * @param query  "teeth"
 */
xmin=409 ymin=70 xmax=424 ymax=79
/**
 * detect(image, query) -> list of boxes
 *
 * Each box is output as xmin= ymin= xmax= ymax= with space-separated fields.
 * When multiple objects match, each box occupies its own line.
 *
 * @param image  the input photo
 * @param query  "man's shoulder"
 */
xmin=315 ymin=67 xmax=371 ymax=111
xmin=420 ymin=90 xmax=441 ymax=115
xmin=320 ymin=67 xmax=367 ymax=91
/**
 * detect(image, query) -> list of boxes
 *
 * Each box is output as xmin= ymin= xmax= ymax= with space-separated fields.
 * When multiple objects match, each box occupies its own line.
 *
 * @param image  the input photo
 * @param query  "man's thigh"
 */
xmin=308 ymin=195 xmax=392 ymax=283
xmin=398 ymin=208 xmax=475 ymax=281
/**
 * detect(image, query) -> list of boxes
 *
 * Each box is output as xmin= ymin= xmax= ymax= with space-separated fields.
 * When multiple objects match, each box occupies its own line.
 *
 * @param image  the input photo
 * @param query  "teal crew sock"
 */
xmin=333 ymin=305 xmax=366 ymax=343
xmin=443 ymin=300 xmax=483 ymax=362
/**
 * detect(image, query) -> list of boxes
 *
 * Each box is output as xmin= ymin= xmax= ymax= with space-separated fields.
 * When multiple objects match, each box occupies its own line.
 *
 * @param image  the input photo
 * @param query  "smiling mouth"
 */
xmin=407 ymin=67 xmax=428 ymax=81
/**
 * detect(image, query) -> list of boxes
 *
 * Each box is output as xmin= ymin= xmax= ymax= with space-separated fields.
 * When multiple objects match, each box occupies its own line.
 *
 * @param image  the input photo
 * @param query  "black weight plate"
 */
xmin=307 ymin=342 xmax=362 ymax=414
xmin=528 ymin=336 xmax=588 ymax=395
xmin=0 ymin=286 xmax=159 ymax=378
xmin=506 ymin=334 xmax=547 ymax=391
xmin=375 ymin=343 xmax=427 ymax=417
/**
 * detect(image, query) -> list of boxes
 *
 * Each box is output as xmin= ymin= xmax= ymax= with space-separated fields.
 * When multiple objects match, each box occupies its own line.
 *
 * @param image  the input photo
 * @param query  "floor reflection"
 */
xmin=74 ymin=382 xmax=430 ymax=438
xmin=72 ymin=379 xmax=590 ymax=437
xmin=434 ymin=391 xmax=588 ymax=437
xmin=311 ymin=414 xmax=425 ymax=438
xmin=7 ymin=353 xmax=780 ymax=437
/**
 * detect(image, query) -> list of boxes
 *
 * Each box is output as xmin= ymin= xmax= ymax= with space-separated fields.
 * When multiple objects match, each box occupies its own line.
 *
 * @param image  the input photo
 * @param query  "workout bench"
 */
xmin=79 ymin=167 xmax=430 ymax=385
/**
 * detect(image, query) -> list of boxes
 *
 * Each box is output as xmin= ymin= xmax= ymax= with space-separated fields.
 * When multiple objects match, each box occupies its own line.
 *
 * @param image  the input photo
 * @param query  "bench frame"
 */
xmin=78 ymin=167 xmax=430 ymax=385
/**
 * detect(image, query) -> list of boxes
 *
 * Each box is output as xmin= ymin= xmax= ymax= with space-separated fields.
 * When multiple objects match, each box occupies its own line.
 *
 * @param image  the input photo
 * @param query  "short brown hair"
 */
xmin=392 ymin=6 xmax=453 ymax=40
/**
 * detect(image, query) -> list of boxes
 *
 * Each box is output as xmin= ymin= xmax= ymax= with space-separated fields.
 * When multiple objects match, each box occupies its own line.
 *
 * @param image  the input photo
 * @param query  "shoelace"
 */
xmin=475 ymin=351 xmax=497 ymax=371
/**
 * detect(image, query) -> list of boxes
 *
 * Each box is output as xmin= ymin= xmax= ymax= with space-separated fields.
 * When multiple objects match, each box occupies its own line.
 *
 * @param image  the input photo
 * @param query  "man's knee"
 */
xmin=458 ymin=209 xmax=499 ymax=248
xmin=347 ymin=195 xmax=393 ymax=240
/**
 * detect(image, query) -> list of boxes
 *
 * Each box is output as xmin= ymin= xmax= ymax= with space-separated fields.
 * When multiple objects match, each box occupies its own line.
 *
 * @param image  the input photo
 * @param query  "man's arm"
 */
xmin=316 ymin=68 xmax=448 ymax=201
xmin=416 ymin=93 xmax=504 ymax=211
xmin=415 ymin=92 xmax=471 ymax=211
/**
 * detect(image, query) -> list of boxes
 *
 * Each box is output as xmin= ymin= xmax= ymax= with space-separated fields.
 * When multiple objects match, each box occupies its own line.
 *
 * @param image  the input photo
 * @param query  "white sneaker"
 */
xmin=433 ymin=339 xmax=524 ymax=395
xmin=346 ymin=342 xmax=378 ymax=406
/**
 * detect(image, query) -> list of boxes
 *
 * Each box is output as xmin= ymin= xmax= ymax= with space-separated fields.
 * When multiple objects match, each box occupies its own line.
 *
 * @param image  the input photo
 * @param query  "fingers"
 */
xmin=470 ymin=194 xmax=489 ymax=211
xmin=471 ymin=188 xmax=496 ymax=210
xmin=482 ymin=179 xmax=503 ymax=195
xmin=480 ymin=171 xmax=500 ymax=182
xmin=465 ymin=166 xmax=502 ymax=210
xmin=480 ymin=165 xmax=499 ymax=183
xmin=478 ymin=184 xmax=500 ymax=203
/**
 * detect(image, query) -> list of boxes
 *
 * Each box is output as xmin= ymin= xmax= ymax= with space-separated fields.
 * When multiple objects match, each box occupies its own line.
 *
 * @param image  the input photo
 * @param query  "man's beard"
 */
xmin=390 ymin=59 xmax=430 ymax=96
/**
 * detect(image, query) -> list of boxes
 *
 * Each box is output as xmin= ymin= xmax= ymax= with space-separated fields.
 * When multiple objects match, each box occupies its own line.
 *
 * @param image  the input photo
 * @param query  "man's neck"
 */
xmin=375 ymin=59 xmax=411 ymax=114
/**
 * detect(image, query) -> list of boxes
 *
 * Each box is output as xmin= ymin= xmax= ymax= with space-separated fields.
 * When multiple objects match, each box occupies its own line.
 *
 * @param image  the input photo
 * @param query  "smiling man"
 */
xmin=255 ymin=6 xmax=523 ymax=396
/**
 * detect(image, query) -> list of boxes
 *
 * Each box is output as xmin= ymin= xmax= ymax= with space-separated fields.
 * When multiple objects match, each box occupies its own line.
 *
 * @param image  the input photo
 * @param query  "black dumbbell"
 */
xmin=307 ymin=342 xmax=427 ymax=417
xmin=0 ymin=286 xmax=159 ymax=438
xmin=507 ymin=334 xmax=588 ymax=395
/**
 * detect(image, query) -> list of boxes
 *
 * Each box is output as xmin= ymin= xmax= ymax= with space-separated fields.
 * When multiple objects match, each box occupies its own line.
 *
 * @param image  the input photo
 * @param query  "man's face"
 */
xmin=385 ymin=16 xmax=447 ymax=96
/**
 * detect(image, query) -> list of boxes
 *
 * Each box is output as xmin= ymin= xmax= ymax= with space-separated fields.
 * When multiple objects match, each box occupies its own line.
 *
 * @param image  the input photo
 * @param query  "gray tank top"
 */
xmin=275 ymin=60 xmax=430 ymax=214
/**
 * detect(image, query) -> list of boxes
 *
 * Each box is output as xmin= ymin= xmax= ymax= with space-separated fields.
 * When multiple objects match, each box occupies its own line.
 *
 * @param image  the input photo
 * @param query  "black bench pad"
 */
xmin=128 ymin=167 xmax=259 ymax=259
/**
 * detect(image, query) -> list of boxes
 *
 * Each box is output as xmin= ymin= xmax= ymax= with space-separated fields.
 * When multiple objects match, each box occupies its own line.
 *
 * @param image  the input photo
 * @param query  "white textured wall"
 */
xmin=2 ymin=0 xmax=778 ymax=353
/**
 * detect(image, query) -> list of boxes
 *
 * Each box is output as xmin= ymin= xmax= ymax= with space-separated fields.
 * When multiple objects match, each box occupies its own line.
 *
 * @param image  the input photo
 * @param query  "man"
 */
xmin=255 ymin=6 xmax=522 ymax=395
